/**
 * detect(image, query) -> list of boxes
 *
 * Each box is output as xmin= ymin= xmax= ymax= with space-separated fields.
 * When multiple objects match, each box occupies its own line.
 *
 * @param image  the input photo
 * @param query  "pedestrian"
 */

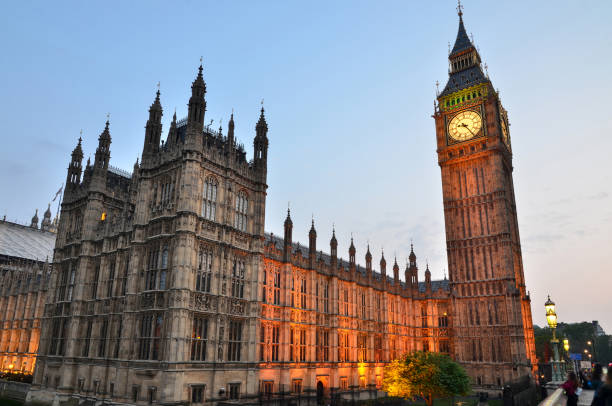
xmin=591 ymin=370 xmax=612 ymax=406
xmin=561 ymin=371 xmax=580 ymax=406
xmin=590 ymin=364 xmax=604 ymax=392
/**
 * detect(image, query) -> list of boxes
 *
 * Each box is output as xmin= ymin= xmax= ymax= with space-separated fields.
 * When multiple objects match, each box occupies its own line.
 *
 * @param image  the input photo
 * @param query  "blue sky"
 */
xmin=1 ymin=1 xmax=611 ymax=332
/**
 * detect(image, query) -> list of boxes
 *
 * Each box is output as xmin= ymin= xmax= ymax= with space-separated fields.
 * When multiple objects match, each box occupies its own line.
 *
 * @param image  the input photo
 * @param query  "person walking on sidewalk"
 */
xmin=591 ymin=370 xmax=612 ymax=406
xmin=562 ymin=371 xmax=580 ymax=406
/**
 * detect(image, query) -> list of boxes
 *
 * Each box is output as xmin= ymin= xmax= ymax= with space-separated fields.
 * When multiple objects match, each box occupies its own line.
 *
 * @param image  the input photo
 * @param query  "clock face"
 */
xmin=448 ymin=110 xmax=483 ymax=142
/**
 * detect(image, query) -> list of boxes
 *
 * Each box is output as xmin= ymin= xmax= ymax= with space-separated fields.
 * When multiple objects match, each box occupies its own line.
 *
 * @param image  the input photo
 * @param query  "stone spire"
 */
xmin=380 ymin=250 xmax=387 ymax=279
xmin=167 ymin=110 xmax=178 ymax=145
xmin=348 ymin=237 xmax=356 ymax=268
xmin=30 ymin=209 xmax=39 ymax=229
xmin=365 ymin=244 xmax=372 ymax=276
xmin=94 ymin=119 xmax=111 ymax=173
xmin=228 ymin=111 xmax=235 ymax=148
xmin=308 ymin=218 xmax=317 ymax=268
xmin=409 ymin=243 xmax=419 ymax=289
xmin=330 ymin=226 xmax=338 ymax=268
xmin=41 ymin=203 xmax=52 ymax=231
xmin=67 ymin=136 xmax=84 ymax=189
xmin=254 ymin=106 xmax=269 ymax=172
xmin=187 ymin=62 xmax=207 ymax=132
xmin=142 ymin=88 xmax=163 ymax=161
xmin=393 ymin=257 xmax=400 ymax=282
xmin=409 ymin=243 xmax=417 ymax=267
xmin=283 ymin=208 xmax=293 ymax=262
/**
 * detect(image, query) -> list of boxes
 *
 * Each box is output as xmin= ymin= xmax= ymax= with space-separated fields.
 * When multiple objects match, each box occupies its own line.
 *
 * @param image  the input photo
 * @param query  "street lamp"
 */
xmin=587 ymin=340 xmax=597 ymax=362
xmin=545 ymin=295 xmax=565 ymax=382
xmin=563 ymin=339 xmax=570 ymax=352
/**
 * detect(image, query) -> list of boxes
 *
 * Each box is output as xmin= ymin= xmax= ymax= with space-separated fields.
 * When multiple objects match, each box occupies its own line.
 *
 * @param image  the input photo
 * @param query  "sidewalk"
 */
xmin=538 ymin=388 xmax=594 ymax=406
xmin=578 ymin=389 xmax=594 ymax=405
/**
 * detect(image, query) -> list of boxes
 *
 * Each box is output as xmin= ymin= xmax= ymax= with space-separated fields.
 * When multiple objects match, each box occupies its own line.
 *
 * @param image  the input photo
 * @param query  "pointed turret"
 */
xmin=283 ymin=208 xmax=293 ymax=262
xmin=308 ymin=219 xmax=317 ymax=268
xmin=94 ymin=120 xmax=111 ymax=172
xmin=142 ymin=89 xmax=163 ymax=161
xmin=409 ymin=243 xmax=417 ymax=268
xmin=348 ymin=237 xmax=356 ymax=268
xmin=254 ymin=106 xmax=268 ymax=171
xmin=330 ymin=227 xmax=338 ymax=269
xmin=187 ymin=60 xmax=206 ymax=136
xmin=393 ymin=257 xmax=400 ymax=283
xmin=380 ymin=250 xmax=387 ymax=280
xmin=425 ymin=262 xmax=432 ymax=292
xmin=167 ymin=110 xmax=178 ymax=145
xmin=66 ymin=136 xmax=84 ymax=189
xmin=409 ymin=243 xmax=419 ymax=289
xmin=187 ymin=63 xmax=207 ymax=132
xmin=365 ymin=244 xmax=372 ymax=277
xmin=30 ymin=209 xmax=39 ymax=229
xmin=41 ymin=204 xmax=52 ymax=231
xmin=439 ymin=4 xmax=487 ymax=97
xmin=228 ymin=112 xmax=235 ymax=149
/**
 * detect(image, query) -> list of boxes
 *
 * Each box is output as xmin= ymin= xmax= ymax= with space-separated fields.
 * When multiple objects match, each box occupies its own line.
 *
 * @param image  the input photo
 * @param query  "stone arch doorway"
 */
xmin=316 ymin=380 xmax=324 ymax=404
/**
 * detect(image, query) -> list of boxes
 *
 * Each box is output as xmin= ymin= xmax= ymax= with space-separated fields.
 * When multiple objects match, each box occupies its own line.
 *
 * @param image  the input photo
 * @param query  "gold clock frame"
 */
xmin=445 ymin=104 xmax=486 ymax=146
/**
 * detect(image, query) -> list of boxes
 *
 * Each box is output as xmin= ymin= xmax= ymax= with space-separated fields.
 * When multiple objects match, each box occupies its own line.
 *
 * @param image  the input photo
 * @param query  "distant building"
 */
xmin=0 ymin=215 xmax=55 ymax=375
xmin=593 ymin=321 xmax=606 ymax=337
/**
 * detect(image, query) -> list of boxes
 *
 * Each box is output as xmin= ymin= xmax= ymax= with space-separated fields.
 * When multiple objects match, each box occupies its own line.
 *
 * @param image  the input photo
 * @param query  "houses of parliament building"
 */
xmin=14 ymin=8 xmax=537 ymax=406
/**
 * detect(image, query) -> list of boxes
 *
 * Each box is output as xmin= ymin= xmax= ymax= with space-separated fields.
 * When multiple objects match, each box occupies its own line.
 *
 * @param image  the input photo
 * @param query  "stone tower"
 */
xmin=432 ymin=6 xmax=537 ymax=385
xmin=30 ymin=64 xmax=269 ymax=405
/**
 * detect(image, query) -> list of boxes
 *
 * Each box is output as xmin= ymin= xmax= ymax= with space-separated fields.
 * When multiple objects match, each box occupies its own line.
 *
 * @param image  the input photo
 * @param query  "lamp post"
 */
xmin=563 ymin=339 xmax=575 ymax=373
xmin=587 ymin=340 xmax=597 ymax=363
xmin=545 ymin=295 xmax=565 ymax=382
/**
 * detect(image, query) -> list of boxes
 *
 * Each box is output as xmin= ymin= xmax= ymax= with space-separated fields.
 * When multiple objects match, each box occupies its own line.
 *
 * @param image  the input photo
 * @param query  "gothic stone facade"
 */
xmin=433 ymin=10 xmax=537 ymax=384
xmin=26 ymin=11 xmax=536 ymax=406
xmin=0 ymin=219 xmax=54 ymax=375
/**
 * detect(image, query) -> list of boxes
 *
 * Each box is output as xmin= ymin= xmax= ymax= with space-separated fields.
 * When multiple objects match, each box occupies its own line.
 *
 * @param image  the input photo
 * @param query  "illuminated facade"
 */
xmin=433 ymin=7 xmax=537 ymax=385
xmin=21 ymin=7 xmax=539 ymax=406
xmin=259 ymin=220 xmax=450 ymax=398
xmin=0 ymin=216 xmax=54 ymax=376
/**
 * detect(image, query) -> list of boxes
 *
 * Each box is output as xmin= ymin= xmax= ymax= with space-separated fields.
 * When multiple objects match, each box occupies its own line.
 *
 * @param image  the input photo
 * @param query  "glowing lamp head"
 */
xmin=545 ymin=295 xmax=557 ymax=329
xmin=8 ymin=363 xmax=13 ymax=370
xmin=587 ymin=341 xmax=592 ymax=346
xmin=100 ymin=212 xmax=106 ymax=221
xmin=563 ymin=339 xmax=570 ymax=352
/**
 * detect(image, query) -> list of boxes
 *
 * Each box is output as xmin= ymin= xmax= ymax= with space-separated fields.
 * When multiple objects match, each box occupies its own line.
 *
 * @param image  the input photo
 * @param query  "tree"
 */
xmin=382 ymin=351 xmax=470 ymax=406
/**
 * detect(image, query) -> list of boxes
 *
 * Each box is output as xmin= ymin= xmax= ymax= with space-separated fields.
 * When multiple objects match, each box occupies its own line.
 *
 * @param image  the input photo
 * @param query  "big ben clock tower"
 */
xmin=433 ymin=4 xmax=537 ymax=385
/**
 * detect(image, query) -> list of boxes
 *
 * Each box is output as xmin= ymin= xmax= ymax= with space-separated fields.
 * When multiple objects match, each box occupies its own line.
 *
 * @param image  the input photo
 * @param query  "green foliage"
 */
xmin=382 ymin=351 xmax=470 ymax=406
xmin=534 ymin=322 xmax=612 ymax=366
xmin=0 ymin=398 xmax=24 ymax=406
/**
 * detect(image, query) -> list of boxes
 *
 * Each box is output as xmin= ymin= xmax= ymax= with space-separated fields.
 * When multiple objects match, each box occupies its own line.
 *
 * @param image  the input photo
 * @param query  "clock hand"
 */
xmin=460 ymin=122 xmax=476 ymax=136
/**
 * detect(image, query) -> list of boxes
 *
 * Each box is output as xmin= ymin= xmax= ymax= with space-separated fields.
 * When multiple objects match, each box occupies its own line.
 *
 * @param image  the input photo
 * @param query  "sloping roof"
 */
xmin=418 ymin=279 xmax=450 ymax=293
xmin=439 ymin=65 xmax=488 ymax=97
xmin=450 ymin=16 xmax=472 ymax=56
xmin=0 ymin=221 xmax=56 ymax=262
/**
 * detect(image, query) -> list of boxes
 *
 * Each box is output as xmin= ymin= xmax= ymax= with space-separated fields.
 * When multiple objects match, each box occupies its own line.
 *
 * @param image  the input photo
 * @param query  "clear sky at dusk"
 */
xmin=1 ymin=1 xmax=611 ymax=332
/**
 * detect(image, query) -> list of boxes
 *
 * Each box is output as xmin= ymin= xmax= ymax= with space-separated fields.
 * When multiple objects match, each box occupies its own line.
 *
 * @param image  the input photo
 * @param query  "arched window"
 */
xmin=196 ymin=248 xmax=212 ymax=293
xmin=202 ymin=177 xmax=217 ymax=221
xmin=159 ymin=270 xmax=167 ymax=290
xmin=234 ymin=191 xmax=248 ymax=232
xmin=161 ymin=247 xmax=168 ymax=269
